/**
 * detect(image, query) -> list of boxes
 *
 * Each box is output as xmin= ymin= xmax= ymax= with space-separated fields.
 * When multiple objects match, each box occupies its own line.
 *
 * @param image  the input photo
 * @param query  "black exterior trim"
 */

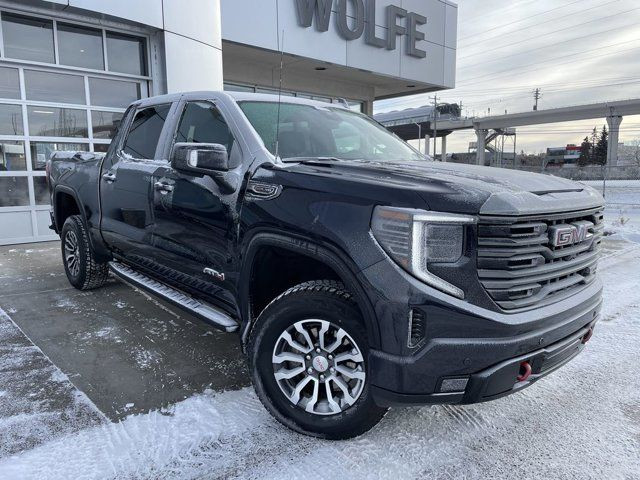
xmin=239 ymin=231 xmax=381 ymax=350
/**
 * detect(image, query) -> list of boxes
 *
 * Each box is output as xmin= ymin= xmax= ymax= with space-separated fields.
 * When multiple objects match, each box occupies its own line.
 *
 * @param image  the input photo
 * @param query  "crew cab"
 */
xmin=47 ymin=91 xmax=604 ymax=439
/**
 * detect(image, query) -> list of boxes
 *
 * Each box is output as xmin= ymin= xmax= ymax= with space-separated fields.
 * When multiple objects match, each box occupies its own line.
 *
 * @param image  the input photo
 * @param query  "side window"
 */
xmin=175 ymin=101 xmax=234 ymax=152
xmin=122 ymin=104 xmax=171 ymax=159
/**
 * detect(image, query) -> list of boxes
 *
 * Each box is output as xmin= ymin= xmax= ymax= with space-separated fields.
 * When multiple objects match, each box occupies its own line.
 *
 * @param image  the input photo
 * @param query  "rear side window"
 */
xmin=175 ymin=101 xmax=234 ymax=151
xmin=122 ymin=104 xmax=170 ymax=159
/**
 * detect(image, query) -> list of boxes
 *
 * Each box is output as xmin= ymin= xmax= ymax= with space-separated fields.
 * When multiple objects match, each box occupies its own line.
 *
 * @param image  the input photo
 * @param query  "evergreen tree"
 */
xmin=590 ymin=127 xmax=598 ymax=159
xmin=594 ymin=125 xmax=608 ymax=165
xmin=578 ymin=136 xmax=591 ymax=166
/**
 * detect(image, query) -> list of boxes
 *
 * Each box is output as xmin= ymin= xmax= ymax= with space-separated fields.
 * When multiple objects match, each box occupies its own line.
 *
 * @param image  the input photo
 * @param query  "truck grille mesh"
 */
xmin=477 ymin=208 xmax=604 ymax=310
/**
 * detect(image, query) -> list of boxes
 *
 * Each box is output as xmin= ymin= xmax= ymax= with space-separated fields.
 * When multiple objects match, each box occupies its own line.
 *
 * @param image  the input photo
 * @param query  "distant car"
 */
xmin=47 ymin=91 xmax=604 ymax=439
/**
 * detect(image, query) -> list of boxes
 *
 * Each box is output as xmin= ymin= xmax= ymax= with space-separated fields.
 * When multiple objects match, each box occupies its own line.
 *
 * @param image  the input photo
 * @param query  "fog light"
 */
xmin=439 ymin=377 xmax=469 ymax=393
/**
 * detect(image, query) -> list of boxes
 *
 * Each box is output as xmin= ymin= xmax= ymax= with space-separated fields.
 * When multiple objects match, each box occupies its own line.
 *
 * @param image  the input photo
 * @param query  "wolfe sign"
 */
xmin=295 ymin=0 xmax=427 ymax=58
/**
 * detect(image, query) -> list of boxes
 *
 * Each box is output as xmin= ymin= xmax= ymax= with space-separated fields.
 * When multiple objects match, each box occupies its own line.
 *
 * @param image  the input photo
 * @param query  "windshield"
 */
xmin=238 ymin=101 xmax=425 ymax=163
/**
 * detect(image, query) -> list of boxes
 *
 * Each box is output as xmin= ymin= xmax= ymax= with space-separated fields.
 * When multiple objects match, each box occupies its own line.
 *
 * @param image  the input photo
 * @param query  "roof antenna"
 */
xmin=274 ymin=29 xmax=285 ymax=160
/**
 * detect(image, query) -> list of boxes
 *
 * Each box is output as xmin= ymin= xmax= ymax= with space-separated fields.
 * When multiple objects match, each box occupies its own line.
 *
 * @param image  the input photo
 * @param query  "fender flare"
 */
xmin=238 ymin=230 xmax=381 ymax=350
xmin=53 ymin=185 xmax=86 ymax=231
xmin=53 ymin=185 xmax=111 ymax=261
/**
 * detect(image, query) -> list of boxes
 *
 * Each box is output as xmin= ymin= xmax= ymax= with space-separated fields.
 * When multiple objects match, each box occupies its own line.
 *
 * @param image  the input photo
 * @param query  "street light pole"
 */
xmin=430 ymin=94 xmax=438 ymax=160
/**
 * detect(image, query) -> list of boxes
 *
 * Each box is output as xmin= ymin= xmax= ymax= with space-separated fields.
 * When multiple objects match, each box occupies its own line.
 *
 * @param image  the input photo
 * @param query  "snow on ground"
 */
xmin=0 ymin=241 xmax=639 ymax=479
xmin=0 ymin=309 xmax=105 ymax=458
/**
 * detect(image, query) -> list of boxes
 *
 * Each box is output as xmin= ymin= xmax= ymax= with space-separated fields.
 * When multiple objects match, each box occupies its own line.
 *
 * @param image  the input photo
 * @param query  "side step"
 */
xmin=109 ymin=262 xmax=239 ymax=333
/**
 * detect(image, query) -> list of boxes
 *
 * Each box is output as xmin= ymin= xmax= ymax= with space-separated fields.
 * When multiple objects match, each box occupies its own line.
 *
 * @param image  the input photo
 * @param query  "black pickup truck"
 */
xmin=47 ymin=91 xmax=604 ymax=439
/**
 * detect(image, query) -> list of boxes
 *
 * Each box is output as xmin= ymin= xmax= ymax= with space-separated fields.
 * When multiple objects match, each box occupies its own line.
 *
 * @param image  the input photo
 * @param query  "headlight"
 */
xmin=371 ymin=206 xmax=476 ymax=299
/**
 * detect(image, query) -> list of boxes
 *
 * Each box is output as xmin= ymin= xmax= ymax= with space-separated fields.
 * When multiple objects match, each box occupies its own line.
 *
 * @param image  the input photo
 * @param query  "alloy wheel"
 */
xmin=64 ymin=230 xmax=80 ymax=277
xmin=272 ymin=319 xmax=366 ymax=415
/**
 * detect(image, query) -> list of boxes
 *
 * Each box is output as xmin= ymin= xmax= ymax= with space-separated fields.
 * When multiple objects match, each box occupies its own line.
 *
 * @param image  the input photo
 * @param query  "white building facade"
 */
xmin=0 ymin=0 xmax=457 ymax=245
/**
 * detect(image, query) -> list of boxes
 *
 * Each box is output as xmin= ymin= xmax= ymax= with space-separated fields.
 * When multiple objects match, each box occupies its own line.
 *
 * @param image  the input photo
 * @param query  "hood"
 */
xmin=279 ymin=159 xmax=605 ymax=216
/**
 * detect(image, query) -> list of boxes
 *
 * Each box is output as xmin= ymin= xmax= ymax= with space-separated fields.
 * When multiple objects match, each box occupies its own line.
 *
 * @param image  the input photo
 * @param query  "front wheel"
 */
xmin=248 ymin=280 xmax=388 ymax=439
xmin=61 ymin=215 xmax=109 ymax=290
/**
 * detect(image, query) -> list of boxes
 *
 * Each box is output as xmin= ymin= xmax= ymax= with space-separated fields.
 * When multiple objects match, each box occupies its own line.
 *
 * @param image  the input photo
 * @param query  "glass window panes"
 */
xmin=91 ymin=111 xmax=123 ymax=139
xmin=0 ymin=176 xmax=29 ymax=206
xmin=256 ymin=87 xmax=295 ymax=98
xmin=93 ymin=143 xmax=110 ymax=153
xmin=30 ymin=142 xmax=88 ymax=171
xmin=27 ymin=106 xmax=88 ymax=138
xmin=0 ymin=67 xmax=21 ymax=99
xmin=0 ymin=141 xmax=26 ymax=171
xmin=2 ymin=13 xmax=54 ymax=63
xmin=122 ymin=104 xmax=170 ymax=159
xmin=106 ymin=32 xmax=147 ymax=76
xmin=58 ymin=23 xmax=104 ymax=70
xmin=89 ymin=78 xmax=140 ymax=108
xmin=224 ymin=83 xmax=254 ymax=93
xmin=25 ymin=70 xmax=85 ymax=105
xmin=0 ymin=104 xmax=23 ymax=135
xmin=176 ymin=102 xmax=234 ymax=151
xmin=33 ymin=176 xmax=49 ymax=205
xmin=348 ymin=101 xmax=364 ymax=113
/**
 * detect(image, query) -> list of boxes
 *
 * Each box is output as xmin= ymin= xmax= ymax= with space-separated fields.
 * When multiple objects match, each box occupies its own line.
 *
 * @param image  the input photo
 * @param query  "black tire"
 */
xmin=61 ymin=215 xmax=109 ymax=290
xmin=248 ymin=280 xmax=388 ymax=439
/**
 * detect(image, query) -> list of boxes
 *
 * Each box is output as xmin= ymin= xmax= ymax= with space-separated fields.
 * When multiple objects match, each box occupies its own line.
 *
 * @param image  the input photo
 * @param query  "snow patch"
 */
xmin=131 ymin=346 xmax=162 ymax=371
xmin=0 ymin=389 xmax=268 ymax=479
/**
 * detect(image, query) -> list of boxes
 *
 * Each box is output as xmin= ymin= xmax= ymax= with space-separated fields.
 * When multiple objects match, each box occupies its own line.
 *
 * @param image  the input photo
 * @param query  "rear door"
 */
xmin=100 ymin=102 xmax=174 ymax=263
xmin=150 ymin=98 xmax=247 ymax=313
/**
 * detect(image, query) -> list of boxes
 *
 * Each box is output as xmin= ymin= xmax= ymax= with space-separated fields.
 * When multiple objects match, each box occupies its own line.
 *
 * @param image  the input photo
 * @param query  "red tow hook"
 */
xmin=582 ymin=327 xmax=594 ymax=344
xmin=517 ymin=361 xmax=532 ymax=382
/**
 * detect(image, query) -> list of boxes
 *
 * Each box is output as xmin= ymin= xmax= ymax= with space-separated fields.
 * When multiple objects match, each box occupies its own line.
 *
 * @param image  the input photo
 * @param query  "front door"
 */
xmin=151 ymin=99 xmax=245 ymax=314
xmin=100 ymin=103 xmax=173 ymax=264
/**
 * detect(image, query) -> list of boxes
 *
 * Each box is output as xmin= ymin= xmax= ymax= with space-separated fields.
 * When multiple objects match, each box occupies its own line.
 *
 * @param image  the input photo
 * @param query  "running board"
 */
xmin=109 ymin=262 xmax=238 ymax=333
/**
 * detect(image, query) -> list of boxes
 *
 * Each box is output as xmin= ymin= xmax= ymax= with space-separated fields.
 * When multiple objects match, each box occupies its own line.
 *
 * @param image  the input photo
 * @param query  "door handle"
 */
xmin=154 ymin=181 xmax=174 ymax=194
xmin=102 ymin=172 xmax=116 ymax=183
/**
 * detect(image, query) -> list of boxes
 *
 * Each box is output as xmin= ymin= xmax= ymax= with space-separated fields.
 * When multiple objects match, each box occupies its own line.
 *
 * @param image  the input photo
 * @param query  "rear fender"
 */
xmin=53 ymin=185 xmax=111 ymax=261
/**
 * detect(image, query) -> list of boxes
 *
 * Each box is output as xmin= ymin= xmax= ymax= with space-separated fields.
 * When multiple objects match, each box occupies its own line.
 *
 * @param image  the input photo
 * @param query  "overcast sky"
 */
xmin=374 ymin=0 xmax=640 ymax=154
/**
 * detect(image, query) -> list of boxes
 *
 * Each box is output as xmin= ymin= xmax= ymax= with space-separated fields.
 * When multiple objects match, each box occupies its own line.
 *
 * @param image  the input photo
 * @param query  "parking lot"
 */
xmin=1 ymin=221 xmax=639 ymax=479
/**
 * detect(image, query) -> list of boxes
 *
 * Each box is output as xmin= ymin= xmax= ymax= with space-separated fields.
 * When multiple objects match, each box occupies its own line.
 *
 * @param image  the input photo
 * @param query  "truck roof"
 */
xmin=132 ymin=91 xmax=349 ymax=110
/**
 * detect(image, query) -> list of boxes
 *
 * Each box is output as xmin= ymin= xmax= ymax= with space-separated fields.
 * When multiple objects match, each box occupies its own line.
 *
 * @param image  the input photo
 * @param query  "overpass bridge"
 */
xmin=375 ymin=99 xmax=640 ymax=166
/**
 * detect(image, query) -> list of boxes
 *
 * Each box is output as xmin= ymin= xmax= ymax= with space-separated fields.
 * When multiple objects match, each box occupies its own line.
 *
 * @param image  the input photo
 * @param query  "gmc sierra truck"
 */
xmin=47 ymin=92 xmax=604 ymax=439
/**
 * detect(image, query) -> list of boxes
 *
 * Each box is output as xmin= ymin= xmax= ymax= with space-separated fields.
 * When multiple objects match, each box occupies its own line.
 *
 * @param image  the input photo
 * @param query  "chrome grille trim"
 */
xmin=478 ymin=207 xmax=604 ymax=310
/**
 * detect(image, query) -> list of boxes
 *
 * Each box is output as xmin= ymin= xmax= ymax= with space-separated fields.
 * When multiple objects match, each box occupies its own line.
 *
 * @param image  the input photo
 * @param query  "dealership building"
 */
xmin=0 ymin=0 xmax=457 ymax=245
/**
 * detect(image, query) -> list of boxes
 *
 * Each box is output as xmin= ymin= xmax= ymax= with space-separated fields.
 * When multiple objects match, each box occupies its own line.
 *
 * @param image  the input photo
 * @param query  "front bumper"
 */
xmin=372 ymin=319 xmax=596 ymax=406
xmin=359 ymin=256 xmax=603 ymax=407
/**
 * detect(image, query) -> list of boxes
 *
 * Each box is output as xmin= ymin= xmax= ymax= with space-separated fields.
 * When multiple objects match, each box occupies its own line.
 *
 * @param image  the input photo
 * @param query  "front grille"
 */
xmin=478 ymin=208 xmax=604 ymax=310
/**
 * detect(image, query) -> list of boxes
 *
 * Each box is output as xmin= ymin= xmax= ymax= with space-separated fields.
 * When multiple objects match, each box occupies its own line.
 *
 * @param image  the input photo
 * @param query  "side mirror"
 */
xmin=172 ymin=142 xmax=229 ymax=173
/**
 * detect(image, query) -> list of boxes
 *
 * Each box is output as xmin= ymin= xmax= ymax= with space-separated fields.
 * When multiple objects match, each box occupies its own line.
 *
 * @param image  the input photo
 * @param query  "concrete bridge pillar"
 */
xmin=424 ymin=134 xmax=430 ymax=156
xmin=475 ymin=128 xmax=488 ymax=165
xmin=606 ymin=115 xmax=623 ymax=166
xmin=441 ymin=135 xmax=447 ymax=162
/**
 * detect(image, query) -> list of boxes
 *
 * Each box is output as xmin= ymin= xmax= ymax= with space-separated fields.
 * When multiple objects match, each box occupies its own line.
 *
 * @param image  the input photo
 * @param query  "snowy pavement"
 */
xmin=0 ymin=240 xmax=639 ymax=478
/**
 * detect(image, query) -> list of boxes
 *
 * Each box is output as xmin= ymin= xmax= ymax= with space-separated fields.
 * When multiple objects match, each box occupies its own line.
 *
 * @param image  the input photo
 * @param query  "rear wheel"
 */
xmin=61 ymin=215 xmax=109 ymax=290
xmin=248 ymin=280 xmax=388 ymax=439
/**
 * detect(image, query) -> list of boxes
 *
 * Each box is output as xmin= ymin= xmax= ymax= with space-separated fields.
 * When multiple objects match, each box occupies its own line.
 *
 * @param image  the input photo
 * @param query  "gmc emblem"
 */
xmin=549 ymin=221 xmax=593 ymax=247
